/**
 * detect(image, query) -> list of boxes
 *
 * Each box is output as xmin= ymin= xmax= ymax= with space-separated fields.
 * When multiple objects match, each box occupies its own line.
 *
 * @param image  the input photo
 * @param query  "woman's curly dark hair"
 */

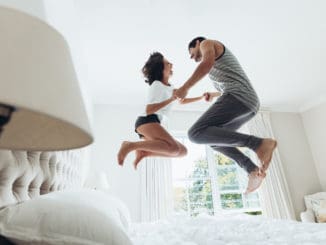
xmin=142 ymin=52 xmax=164 ymax=85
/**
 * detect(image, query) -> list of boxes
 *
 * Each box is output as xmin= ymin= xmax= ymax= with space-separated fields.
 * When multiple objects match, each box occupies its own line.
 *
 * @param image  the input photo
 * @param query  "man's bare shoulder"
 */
xmin=200 ymin=39 xmax=214 ymax=46
xmin=201 ymin=39 xmax=222 ymax=46
xmin=200 ymin=39 xmax=224 ymax=59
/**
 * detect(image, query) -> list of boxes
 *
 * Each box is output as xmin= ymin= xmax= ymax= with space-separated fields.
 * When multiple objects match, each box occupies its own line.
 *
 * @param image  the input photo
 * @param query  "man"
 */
xmin=175 ymin=37 xmax=277 ymax=193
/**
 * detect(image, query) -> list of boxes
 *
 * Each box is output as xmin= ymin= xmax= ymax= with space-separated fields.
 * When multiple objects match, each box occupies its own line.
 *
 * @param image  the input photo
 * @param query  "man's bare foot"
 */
xmin=133 ymin=150 xmax=147 ymax=169
xmin=255 ymin=138 xmax=277 ymax=172
xmin=244 ymin=169 xmax=265 ymax=194
xmin=117 ymin=141 xmax=132 ymax=166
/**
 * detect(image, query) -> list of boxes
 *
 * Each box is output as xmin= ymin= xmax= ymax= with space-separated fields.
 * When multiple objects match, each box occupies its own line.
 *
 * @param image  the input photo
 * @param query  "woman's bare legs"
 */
xmin=117 ymin=122 xmax=187 ymax=166
xmin=133 ymin=139 xmax=187 ymax=169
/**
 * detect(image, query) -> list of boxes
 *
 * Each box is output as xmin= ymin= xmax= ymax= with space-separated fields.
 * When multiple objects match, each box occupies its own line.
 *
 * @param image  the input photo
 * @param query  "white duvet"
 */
xmin=129 ymin=213 xmax=326 ymax=245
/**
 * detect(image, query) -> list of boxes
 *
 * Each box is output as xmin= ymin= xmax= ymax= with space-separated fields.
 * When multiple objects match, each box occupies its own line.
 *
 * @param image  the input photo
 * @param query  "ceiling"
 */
xmin=74 ymin=0 xmax=326 ymax=112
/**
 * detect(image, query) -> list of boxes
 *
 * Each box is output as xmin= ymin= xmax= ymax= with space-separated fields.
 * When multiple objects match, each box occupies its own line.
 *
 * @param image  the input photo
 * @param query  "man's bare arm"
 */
xmin=204 ymin=91 xmax=222 ymax=102
xmin=183 ymin=40 xmax=216 ymax=90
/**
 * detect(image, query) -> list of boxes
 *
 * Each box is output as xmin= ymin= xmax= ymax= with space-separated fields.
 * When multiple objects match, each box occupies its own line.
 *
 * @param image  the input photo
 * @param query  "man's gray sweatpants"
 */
xmin=188 ymin=93 xmax=262 ymax=174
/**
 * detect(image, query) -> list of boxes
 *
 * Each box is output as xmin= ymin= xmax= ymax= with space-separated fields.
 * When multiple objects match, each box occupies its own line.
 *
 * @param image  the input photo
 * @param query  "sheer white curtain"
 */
xmin=248 ymin=111 xmax=296 ymax=220
xmin=139 ymin=157 xmax=173 ymax=222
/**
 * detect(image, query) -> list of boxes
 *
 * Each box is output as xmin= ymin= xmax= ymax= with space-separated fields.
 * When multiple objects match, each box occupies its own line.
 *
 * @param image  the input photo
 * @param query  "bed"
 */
xmin=0 ymin=149 xmax=133 ymax=245
xmin=1 ymin=150 xmax=326 ymax=245
xmin=130 ymin=213 xmax=326 ymax=244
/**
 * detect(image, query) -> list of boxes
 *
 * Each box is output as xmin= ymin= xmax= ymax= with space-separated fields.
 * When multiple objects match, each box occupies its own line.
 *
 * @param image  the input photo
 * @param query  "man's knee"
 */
xmin=187 ymin=126 xmax=202 ymax=143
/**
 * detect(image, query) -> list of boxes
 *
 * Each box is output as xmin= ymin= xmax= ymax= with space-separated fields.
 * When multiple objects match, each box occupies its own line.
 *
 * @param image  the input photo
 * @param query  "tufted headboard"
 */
xmin=0 ymin=149 xmax=88 ymax=209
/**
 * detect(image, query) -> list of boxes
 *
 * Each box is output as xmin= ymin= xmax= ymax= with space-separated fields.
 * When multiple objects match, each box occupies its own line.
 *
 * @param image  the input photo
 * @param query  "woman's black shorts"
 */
xmin=134 ymin=114 xmax=161 ymax=138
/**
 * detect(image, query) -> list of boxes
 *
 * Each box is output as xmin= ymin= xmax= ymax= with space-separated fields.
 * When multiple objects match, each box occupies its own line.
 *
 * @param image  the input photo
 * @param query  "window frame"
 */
xmin=171 ymin=130 xmax=262 ymax=216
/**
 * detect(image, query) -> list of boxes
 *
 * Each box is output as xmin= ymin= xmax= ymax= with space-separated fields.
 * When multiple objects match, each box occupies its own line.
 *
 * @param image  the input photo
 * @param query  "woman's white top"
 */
xmin=143 ymin=80 xmax=175 ymax=122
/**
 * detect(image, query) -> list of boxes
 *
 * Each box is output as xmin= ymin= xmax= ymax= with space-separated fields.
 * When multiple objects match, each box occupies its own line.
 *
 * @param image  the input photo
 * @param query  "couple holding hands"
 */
xmin=118 ymin=37 xmax=277 ymax=194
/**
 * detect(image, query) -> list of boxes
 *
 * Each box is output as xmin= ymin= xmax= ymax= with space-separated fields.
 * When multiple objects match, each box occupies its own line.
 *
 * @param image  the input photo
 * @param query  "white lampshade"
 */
xmin=0 ymin=6 xmax=93 ymax=150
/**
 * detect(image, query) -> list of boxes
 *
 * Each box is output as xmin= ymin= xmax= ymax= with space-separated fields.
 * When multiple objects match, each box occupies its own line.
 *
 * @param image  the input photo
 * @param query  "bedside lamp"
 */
xmin=0 ymin=6 xmax=93 ymax=150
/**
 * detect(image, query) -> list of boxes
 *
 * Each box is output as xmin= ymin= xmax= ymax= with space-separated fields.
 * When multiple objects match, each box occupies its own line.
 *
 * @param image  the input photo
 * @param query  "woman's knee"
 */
xmin=167 ymin=141 xmax=188 ymax=157
xmin=166 ymin=141 xmax=180 ymax=156
xmin=177 ymin=144 xmax=187 ymax=157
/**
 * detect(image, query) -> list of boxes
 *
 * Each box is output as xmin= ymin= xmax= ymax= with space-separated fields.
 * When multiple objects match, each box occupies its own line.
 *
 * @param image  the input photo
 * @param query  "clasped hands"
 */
xmin=171 ymin=86 xmax=214 ymax=102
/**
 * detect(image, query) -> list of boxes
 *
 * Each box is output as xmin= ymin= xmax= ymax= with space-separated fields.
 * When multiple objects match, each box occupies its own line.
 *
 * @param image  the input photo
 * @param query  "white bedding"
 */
xmin=0 ymin=190 xmax=132 ymax=245
xmin=129 ymin=213 xmax=326 ymax=245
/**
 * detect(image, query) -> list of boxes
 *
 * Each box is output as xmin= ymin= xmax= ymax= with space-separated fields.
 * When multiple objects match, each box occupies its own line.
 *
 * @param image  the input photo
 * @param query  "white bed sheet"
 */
xmin=129 ymin=213 xmax=326 ymax=245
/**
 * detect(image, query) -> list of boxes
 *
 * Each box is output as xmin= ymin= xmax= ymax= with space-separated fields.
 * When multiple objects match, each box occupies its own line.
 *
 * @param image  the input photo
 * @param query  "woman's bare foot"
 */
xmin=117 ymin=141 xmax=133 ymax=166
xmin=133 ymin=150 xmax=147 ymax=169
xmin=245 ymin=168 xmax=265 ymax=194
xmin=258 ymin=168 xmax=266 ymax=178
xmin=255 ymin=139 xmax=277 ymax=172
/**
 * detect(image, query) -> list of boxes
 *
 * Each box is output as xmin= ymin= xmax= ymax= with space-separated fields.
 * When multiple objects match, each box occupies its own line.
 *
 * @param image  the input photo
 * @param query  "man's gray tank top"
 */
xmin=208 ymin=45 xmax=260 ymax=112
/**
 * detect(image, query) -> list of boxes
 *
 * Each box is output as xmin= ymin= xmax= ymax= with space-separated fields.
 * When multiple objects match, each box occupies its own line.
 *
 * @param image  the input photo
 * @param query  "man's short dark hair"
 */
xmin=188 ymin=36 xmax=206 ymax=50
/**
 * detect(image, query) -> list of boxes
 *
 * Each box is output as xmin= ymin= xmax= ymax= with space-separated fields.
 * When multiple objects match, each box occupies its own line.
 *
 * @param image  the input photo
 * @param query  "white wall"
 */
xmin=269 ymin=112 xmax=321 ymax=219
xmin=92 ymin=105 xmax=142 ymax=221
xmin=169 ymin=109 xmax=203 ymax=133
xmin=42 ymin=0 xmax=93 ymax=125
xmin=301 ymin=102 xmax=326 ymax=190
xmin=0 ymin=0 xmax=46 ymax=19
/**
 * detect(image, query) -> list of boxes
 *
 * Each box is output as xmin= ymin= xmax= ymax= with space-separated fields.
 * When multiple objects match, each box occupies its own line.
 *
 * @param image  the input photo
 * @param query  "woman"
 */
xmin=117 ymin=52 xmax=219 ymax=169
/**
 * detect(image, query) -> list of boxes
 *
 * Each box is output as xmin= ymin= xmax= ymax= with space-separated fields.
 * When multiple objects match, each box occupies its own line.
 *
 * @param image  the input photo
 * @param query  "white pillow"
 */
xmin=312 ymin=199 xmax=326 ymax=223
xmin=0 ymin=189 xmax=132 ymax=245
xmin=304 ymin=192 xmax=326 ymax=210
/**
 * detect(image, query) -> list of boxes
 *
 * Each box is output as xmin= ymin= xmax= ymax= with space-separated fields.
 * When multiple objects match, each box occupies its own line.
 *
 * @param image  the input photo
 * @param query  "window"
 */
xmin=172 ymin=129 xmax=261 ymax=217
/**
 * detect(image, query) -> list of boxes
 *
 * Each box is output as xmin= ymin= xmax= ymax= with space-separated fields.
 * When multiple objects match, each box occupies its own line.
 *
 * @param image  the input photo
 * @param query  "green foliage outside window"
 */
xmin=173 ymin=143 xmax=261 ymax=216
xmin=185 ymin=157 xmax=213 ymax=216
xmin=220 ymin=193 xmax=243 ymax=209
